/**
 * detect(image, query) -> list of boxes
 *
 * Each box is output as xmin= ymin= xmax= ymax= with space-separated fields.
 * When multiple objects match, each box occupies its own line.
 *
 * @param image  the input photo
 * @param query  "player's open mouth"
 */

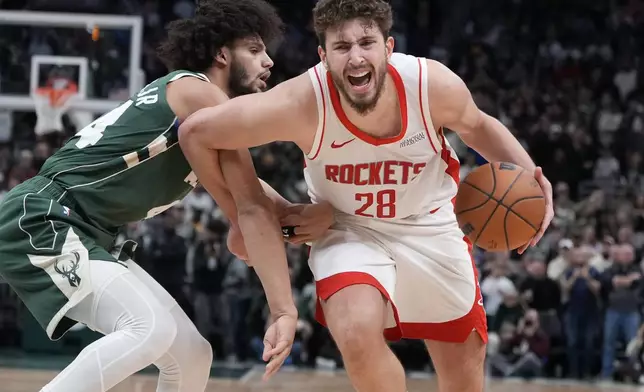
xmin=257 ymin=72 xmax=270 ymax=90
xmin=347 ymin=71 xmax=372 ymax=91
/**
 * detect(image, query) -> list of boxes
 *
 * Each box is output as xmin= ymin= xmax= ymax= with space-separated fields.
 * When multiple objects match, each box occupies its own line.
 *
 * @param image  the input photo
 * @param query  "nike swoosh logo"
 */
xmin=331 ymin=138 xmax=356 ymax=149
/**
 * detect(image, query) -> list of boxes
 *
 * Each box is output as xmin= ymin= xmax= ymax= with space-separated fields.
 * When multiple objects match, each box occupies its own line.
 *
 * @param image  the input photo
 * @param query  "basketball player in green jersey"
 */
xmin=0 ymin=1 xmax=333 ymax=391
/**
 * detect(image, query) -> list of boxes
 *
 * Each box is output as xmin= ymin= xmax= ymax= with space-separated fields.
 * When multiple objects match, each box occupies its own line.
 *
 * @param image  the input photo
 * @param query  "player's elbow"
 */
xmin=455 ymin=110 xmax=489 ymax=145
xmin=177 ymin=109 xmax=207 ymax=146
xmin=237 ymin=203 xmax=278 ymax=236
xmin=236 ymin=195 xmax=275 ymax=219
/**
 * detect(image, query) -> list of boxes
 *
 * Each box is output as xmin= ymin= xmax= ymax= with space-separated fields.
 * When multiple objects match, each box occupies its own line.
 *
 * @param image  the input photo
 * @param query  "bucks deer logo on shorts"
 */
xmin=54 ymin=251 xmax=82 ymax=288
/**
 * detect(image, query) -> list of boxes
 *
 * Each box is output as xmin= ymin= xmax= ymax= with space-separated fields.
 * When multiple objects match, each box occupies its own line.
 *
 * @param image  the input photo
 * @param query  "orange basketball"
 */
xmin=455 ymin=162 xmax=545 ymax=251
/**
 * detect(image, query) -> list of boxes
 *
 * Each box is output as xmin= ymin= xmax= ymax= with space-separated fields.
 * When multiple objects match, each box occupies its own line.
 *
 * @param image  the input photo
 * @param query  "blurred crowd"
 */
xmin=0 ymin=0 xmax=644 ymax=383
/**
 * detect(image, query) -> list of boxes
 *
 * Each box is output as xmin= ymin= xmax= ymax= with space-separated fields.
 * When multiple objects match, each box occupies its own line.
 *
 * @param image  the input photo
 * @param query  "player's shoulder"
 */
xmin=387 ymin=52 xmax=422 ymax=79
xmin=164 ymin=70 xmax=227 ymax=121
xmin=387 ymin=53 xmax=459 ymax=84
xmin=424 ymin=59 xmax=463 ymax=87
xmin=389 ymin=52 xmax=423 ymax=67
xmin=143 ymin=69 xmax=214 ymax=100
xmin=388 ymin=53 xmax=451 ymax=87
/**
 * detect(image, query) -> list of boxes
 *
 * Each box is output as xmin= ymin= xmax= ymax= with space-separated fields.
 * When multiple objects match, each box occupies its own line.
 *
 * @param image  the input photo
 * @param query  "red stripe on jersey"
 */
xmin=310 ymin=66 xmax=326 ymax=161
xmin=417 ymin=58 xmax=438 ymax=154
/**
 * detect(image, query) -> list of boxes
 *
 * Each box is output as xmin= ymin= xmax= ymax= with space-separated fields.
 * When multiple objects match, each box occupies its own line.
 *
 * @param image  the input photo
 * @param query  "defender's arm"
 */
xmin=167 ymin=77 xmax=290 ymax=220
xmin=169 ymin=77 xmax=296 ymax=315
xmin=219 ymin=149 xmax=296 ymax=316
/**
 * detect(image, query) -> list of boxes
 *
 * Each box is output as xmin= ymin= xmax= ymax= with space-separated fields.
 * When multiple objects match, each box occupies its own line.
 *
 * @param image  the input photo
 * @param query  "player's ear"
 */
xmin=385 ymin=36 xmax=394 ymax=59
xmin=214 ymin=47 xmax=230 ymax=67
xmin=318 ymin=46 xmax=328 ymax=69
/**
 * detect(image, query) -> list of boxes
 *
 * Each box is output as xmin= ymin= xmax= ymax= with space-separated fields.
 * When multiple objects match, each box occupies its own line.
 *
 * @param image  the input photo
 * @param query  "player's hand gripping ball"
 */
xmin=455 ymin=162 xmax=546 ymax=251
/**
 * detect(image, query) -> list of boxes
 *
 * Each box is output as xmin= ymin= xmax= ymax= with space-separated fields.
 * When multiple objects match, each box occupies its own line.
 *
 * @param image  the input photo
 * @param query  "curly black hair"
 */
xmin=158 ymin=0 xmax=283 ymax=72
xmin=313 ymin=0 xmax=393 ymax=47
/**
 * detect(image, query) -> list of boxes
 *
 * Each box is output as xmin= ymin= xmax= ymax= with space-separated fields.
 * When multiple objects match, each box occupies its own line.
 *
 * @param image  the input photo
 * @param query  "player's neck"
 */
xmin=340 ymin=74 xmax=402 ymax=139
xmin=205 ymin=69 xmax=232 ymax=97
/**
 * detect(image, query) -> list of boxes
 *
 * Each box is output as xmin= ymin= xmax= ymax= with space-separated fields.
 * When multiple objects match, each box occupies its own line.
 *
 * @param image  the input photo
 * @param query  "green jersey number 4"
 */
xmin=75 ymin=84 xmax=159 ymax=149
xmin=72 ymin=86 xmax=199 ymax=220
xmin=75 ymin=100 xmax=132 ymax=149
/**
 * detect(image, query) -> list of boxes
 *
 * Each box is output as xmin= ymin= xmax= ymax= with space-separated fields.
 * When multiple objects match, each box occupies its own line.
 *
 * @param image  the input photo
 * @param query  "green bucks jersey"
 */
xmin=38 ymin=70 xmax=208 ymax=234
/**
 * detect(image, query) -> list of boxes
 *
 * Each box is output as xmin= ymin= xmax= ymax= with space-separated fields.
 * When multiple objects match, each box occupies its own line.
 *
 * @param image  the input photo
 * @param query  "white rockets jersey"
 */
xmin=303 ymin=53 xmax=460 ymax=220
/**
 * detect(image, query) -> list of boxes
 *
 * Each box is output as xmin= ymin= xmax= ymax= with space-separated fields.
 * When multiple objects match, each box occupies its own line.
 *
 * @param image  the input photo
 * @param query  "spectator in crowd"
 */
xmin=144 ymin=209 xmax=191 ymax=315
xmin=620 ymin=324 xmax=644 ymax=384
xmin=552 ymin=182 xmax=576 ymax=231
xmin=520 ymin=258 xmax=561 ymax=313
xmin=8 ymin=149 xmax=37 ymax=183
xmin=220 ymin=250 xmax=252 ymax=362
xmin=520 ymin=257 xmax=563 ymax=348
xmin=547 ymin=238 xmax=574 ymax=282
xmin=591 ymin=234 xmax=615 ymax=273
xmin=601 ymin=243 xmax=642 ymax=380
xmin=481 ymin=258 xmax=516 ymax=327
xmin=611 ymin=323 xmax=644 ymax=384
xmin=490 ymin=286 xmax=524 ymax=333
xmin=560 ymin=245 xmax=601 ymax=379
xmin=488 ymin=309 xmax=550 ymax=379
xmin=191 ymin=220 xmax=230 ymax=355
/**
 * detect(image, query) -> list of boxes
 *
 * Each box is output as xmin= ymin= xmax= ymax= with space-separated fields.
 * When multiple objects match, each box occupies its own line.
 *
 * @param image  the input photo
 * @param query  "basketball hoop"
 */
xmin=33 ymin=78 xmax=79 ymax=136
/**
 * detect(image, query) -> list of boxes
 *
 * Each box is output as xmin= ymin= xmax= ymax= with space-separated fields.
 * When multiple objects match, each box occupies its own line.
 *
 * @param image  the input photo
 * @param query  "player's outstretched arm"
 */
xmin=425 ymin=59 xmax=553 ymax=252
xmin=219 ymin=147 xmax=298 ymax=377
xmin=169 ymin=77 xmax=295 ymax=302
xmin=219 ymin=149 xmax=297 ymax=316
xmin=168 ymin=77 xmax=292 ymax=221
xmin=178 ymin=73 xmax=316 ymax=152
xmin=171 ymin=77 xmax=332 ymax=260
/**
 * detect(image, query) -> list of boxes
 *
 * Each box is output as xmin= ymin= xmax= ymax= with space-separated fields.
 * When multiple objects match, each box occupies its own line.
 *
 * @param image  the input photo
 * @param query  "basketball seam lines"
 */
xmin=500 ymin=166 xmax=513 ymax=250
xmin=454 ymin=164 xmax=498 ymax=215
xmin=504 ymin=196 xmax=544 ymax=231
xmin=458 ymin=178 xmax=541 ymax=231
xmin=472 ymin=167 xmax=525 ymax=247
xmin=503 ymin=193 xmax=543 ymax=250
xmin=490 ymin=162 xmax=498 ymax=200
xmin=454 ymin=182 xmax=492 ymax=214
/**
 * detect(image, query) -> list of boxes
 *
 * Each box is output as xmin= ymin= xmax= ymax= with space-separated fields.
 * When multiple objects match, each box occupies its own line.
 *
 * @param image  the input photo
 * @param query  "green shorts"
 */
xmin=0 ymin=176 xmax=129 ymax=340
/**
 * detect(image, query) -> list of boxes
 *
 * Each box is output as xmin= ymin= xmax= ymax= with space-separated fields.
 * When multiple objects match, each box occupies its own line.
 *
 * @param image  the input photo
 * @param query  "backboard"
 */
xmin=0 ymin=10 xmax=144 ymax=127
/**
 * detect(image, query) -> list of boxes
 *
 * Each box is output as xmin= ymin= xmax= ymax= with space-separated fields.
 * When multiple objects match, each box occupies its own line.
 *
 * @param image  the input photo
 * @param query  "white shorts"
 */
xmin=309 ymin=202 xmax=488 ymax=343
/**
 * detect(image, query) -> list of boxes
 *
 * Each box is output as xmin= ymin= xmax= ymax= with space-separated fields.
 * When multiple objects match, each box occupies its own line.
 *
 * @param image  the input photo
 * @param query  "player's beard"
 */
xmin=330 ymin=58 xmax=388 ymax=116
xmin=228 ymin=60 xmax=252 ymax=97
xmin=228 ymin=58 xmax=263 ymax=97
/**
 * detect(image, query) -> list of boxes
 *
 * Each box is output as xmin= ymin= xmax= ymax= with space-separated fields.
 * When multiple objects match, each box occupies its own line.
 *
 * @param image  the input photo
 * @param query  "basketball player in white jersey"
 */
xmin=180 ymin=0 xmax=554 ymax=390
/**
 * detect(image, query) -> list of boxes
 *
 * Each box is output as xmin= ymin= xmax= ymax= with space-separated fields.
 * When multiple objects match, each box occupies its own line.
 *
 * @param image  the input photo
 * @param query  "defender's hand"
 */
xmin=280 ymin=202 xmax=335 ymax=245
xmin=262 ymin=313 xmax=297 ymax=381
xmin=518 ymin=167 xmax=553 ymax=254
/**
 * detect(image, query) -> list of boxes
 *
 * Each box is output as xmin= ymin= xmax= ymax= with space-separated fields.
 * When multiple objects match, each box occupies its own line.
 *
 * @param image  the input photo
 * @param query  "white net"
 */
xmin=32 ymin=81 xmax=79 ymax=136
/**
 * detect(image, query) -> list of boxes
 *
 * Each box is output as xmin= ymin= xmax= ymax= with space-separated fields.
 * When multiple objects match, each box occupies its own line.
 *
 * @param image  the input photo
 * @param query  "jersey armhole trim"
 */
xmin=417 ymin=58 xmax=441 ymax=154
xmin=306 ymin=65 xmax=326 ymax=161
xmin=168 ymin=72 xmax=210 ymax=83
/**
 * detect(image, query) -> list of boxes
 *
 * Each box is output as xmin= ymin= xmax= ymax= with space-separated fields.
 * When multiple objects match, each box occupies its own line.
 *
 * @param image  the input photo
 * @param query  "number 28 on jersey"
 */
xmin=325 ymin=160 xmax=427 ymax=219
